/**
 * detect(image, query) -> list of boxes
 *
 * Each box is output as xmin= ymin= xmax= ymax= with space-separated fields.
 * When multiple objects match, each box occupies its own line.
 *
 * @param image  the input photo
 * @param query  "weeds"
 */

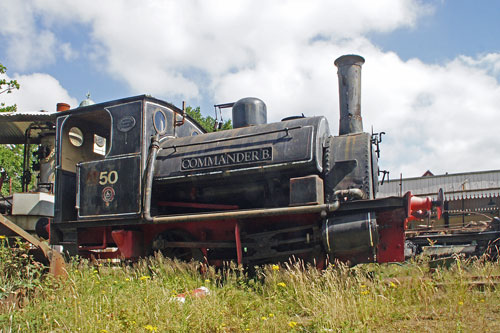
xmin=0 ymin=237 xmax=46 ymax=300
xmin=1 ymin=239 xmax=500 ymax=332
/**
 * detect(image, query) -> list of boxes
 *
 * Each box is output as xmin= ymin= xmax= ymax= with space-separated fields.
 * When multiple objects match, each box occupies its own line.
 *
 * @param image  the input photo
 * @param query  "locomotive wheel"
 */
xmin=151 ymin=229 xmax=204 ymax=262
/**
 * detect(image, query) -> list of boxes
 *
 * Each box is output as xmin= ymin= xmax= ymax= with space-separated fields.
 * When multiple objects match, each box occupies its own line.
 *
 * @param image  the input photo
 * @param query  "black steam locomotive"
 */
xmin=49 ymin=55 xmax=411 ymax=266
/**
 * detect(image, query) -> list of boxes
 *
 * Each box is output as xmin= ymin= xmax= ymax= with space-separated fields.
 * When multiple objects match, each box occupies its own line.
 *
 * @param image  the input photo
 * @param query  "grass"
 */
xmin=1 ymin=239 xmax=500 ymax=332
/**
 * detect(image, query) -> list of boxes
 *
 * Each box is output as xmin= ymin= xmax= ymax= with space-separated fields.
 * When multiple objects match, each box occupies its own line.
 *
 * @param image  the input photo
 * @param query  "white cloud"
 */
xmin=363 ymin=52 xmax=500 ymax=177
xmin=22 ymin=0 xmax=429 ymax=100
xmin=2 ymin=0 xmax=500 ymax=178
xmin=0 ymin=1 xmax=58 ymax=70
xmin=1 ymin=73 xmax=78 ymax=112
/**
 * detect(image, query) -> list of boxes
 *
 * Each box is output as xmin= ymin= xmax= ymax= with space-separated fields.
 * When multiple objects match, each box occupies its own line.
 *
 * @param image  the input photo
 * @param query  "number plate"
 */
xmin=77 ymin=155 xmax=141 ymax=219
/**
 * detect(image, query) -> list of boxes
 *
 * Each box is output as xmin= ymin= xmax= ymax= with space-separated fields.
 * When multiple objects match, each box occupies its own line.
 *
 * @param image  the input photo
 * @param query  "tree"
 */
xmin=0 ymin=145 xmax=24 ymax=196
xmin=0 ymin=63 xmax=23 ymax=196
xmin=0 ymin=63 xmax=20 ymax=113
xmin=185 ymin=106 xmax=232 ymax=132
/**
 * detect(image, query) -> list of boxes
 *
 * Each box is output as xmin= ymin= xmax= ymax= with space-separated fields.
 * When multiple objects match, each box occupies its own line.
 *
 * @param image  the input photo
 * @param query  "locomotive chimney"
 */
xmin=56 ymin=103 xmax=71 ymax=112
xmin=334 ymin=54 xmax=365 ymax=135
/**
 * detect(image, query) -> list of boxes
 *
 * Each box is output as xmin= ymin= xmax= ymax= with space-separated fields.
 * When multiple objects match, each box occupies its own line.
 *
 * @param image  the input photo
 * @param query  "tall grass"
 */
xmin=1 ymin=241 xmax=500 ymax=332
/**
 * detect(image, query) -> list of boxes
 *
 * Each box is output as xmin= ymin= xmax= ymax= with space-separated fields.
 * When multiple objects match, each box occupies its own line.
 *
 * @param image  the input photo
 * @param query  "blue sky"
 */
xmin=1 ymin=0 xmax=500 ymax=178
xmin=371 ymin=0 xmax=500 ymax=63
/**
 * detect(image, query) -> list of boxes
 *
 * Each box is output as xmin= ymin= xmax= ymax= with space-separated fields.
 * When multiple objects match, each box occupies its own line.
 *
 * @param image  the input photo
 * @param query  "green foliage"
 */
xmin=0 ymin=63 xmax=20 ymax=113
xmin=0 ymin=62 xmax=28 ymax=196
xmin=185 ymin=106 xmax=232 ymax=132
xmin=1 ymin=254 xmax=500 ymax=331
xmin=0 ymin=145 xmax=24 ymax=196
xmin=0 ymin=237 xmax=46 ymax=300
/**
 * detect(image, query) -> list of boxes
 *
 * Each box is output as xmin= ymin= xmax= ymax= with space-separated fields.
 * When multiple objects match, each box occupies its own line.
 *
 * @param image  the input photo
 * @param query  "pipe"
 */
xmin=334 ymin=54 xmax=365 ymax=135
xmin=174 ymin=101 xmax=186 ymax=127
xmin=334 ymin=188 xmax=365 ymax=200
xmin=143 ymin=135 xmax=160 ymax=222
xmin=151 ymin=201 xmax=340 ymax=224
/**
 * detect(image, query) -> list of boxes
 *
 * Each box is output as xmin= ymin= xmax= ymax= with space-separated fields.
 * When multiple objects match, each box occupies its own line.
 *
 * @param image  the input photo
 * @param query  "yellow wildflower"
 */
xmin=205 ymin=279 xmax=210 ymax=283
xmin=360 ymin=284 xmax=367 ymax=288
xmin=140 ymin=275 xmax=151 ymax=281
xmin=125 ymin=278 xmax=130 ymax=281
xmin=480 ymin=299 xmax=485 ymax=302
xmin=277 ymin=282 xmax=286 ymax=288
xmin=101 ymin=330 xmax=108 ymax=333
xmin=361 ymin=290 xmax=369 ymax=295
xmin=390 ymin=282 xmax=397 ymax=288
xmin=272 ymin=264 xmax=280 ymax=271
xmin=288 ymin=321 xmax=298 ymax=328
xmin=261 ymin=316 xmax=267 ymax=321
xmin=144 ymin=324 xmax=158 ymax=332
xmin=458 ymin=301 xmax=464 ymax=306
xmin=269 ymin=313 xmax=274 ymax=317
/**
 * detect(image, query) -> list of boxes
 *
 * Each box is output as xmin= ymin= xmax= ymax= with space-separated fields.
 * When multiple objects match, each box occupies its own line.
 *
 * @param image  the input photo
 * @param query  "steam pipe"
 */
xmin=151 ymin=201 xmax=340 ymax=224
xmin=334 ymin=188 xmax=365 ymax=200
xmin=334 ymin=54 xmax=365 ymax=135
xmin=143 ymin=135 xmax=160 ymax=222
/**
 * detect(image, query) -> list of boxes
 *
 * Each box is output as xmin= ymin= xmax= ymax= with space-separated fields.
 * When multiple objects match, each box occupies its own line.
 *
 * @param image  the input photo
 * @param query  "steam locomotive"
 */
xmin=47 ymin=55 xmax=414 ymax=266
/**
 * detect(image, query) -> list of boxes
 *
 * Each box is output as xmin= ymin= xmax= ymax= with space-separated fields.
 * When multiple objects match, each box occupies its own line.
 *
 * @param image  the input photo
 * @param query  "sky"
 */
xmin=1 ymin=0 xmax=500 ymax=178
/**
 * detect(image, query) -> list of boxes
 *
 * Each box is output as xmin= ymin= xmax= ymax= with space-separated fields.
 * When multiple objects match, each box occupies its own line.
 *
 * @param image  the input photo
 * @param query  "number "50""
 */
xmin=99 ymin=171 xmax=118 ymax=185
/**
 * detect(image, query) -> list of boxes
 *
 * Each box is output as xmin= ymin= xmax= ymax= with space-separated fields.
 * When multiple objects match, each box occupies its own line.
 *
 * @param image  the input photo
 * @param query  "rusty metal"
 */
xmin=0 ymin=213 xmax=66 ymax=277
xmin=174 ymin=101 xmax=186 ymax=127
xmin=334 ymin=54 xmax=365 ymax=135
xmin=334 ymin=188 xmax=365 ymax=200
xmin=405 ymin=217 xmax=500 ymax=258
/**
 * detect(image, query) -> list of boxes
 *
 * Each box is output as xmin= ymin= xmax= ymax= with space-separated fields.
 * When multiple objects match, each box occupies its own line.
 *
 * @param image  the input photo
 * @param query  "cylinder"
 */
xmin=334 ymin=55 xmax=365 ymax=135
xmin=232 ymin=97 xmax=267 ymax=128
xmin=322 ymin=212 xmax=378 ymax=257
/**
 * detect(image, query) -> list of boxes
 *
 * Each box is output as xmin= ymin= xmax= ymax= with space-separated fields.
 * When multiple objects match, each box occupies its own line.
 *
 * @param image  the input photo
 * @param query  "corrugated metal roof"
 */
xmin=378 ymin=169 xmax=500 ymax=200
xmin=0 ymin=111 xmax=57 ymax=144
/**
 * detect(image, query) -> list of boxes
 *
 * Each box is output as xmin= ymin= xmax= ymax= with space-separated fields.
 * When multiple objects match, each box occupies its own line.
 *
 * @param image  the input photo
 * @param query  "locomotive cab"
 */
xmin=51 ymin=96 xmax=204 ymax=249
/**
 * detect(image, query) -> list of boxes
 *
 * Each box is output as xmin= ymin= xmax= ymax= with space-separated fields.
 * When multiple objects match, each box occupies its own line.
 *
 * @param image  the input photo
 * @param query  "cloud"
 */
xmin=1 ymin=73 xmax=78 ymax=112
xmin=363 ymin=52 xmax=500 ymax=177
xmin=0 ymin=1 xmax=58 ymax=70
xmin=20 ymin=0 xmax=429 ymax=100
xmin=2 ymin=0 xmax=500 ymax=178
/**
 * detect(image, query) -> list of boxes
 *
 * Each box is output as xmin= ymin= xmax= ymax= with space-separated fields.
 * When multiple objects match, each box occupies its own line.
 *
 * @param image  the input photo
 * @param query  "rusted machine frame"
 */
xmin=0 ymin=213 xmax=66 ymax=277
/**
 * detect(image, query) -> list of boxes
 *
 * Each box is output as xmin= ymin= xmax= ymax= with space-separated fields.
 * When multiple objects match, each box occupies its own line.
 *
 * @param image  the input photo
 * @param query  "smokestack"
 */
xmin=334 ymin=54 xmax=365 ymax=135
